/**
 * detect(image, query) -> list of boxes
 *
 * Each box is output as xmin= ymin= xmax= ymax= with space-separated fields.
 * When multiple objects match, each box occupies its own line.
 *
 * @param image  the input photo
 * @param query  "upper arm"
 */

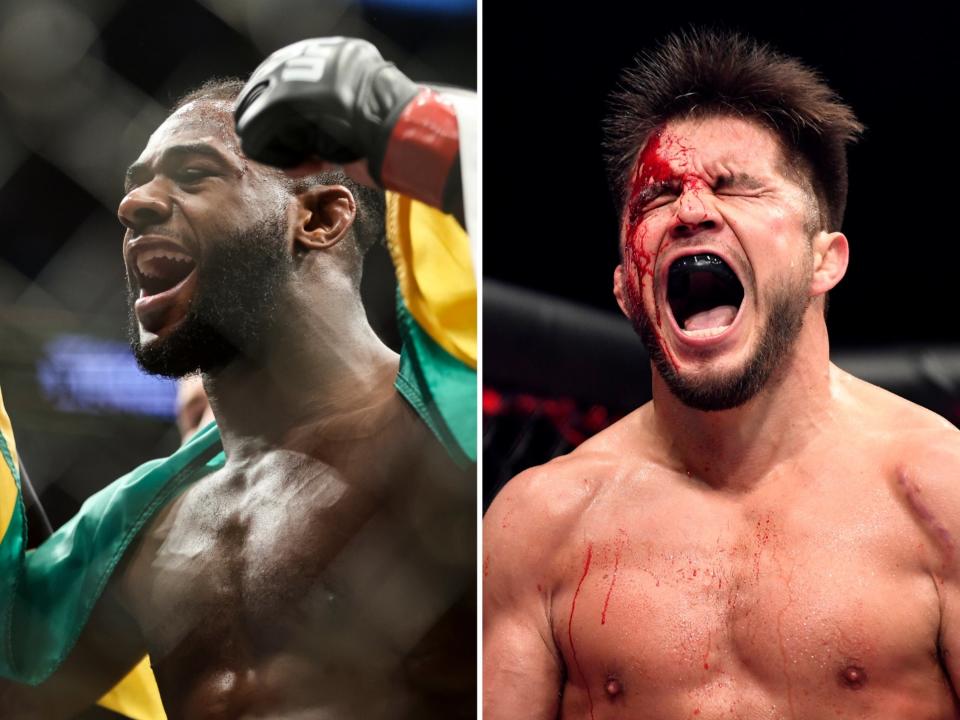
xmin=483 ymin=468 xmax=567 ymax=720
xmin=896 ymin=426 xmax=960 ymax=685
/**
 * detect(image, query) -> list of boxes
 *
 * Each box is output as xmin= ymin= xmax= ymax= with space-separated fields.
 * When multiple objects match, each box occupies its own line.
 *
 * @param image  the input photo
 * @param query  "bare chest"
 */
xmin=547 ymin=482 xmax=951 ymax=718
xmin=122 ymin=453 xmax=473 ymax=717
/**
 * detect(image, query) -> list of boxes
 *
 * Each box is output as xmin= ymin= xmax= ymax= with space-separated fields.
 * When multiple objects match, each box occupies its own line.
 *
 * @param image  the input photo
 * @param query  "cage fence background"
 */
xmin=0 ymin=0 xmax=476 ymax=529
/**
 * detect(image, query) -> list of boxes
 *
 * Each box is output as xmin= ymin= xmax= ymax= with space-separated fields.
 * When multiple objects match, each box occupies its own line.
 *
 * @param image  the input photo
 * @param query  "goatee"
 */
xmin=630 ymin=281 xmax=809 ymax=411
xmin=128 ymin=217 xmax=291 ymax=378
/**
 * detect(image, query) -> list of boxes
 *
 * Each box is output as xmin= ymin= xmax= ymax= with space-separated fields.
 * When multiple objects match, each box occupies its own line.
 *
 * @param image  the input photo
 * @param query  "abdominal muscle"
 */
xmin=150 ymin=588 xmax=471 ymax=720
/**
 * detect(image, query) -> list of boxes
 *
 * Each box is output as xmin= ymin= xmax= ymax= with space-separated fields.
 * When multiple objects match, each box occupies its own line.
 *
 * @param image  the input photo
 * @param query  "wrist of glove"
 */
xmin=379 ymin=87 xmax=460 ymax=212
xmin=235 ymin=38 xmax=460 ymax=214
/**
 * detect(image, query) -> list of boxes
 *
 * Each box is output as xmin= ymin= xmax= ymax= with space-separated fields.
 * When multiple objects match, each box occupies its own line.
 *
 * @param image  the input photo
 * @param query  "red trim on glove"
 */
xmin=380 ymin=88 xmax=459 ymax=210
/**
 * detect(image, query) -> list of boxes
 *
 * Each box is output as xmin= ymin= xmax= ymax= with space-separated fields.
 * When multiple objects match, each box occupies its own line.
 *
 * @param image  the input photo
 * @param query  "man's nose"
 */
xmin=117 ymin=181 xmax=172 ymax=232
xmin=669 ymin=186 xmax=722 ymax=239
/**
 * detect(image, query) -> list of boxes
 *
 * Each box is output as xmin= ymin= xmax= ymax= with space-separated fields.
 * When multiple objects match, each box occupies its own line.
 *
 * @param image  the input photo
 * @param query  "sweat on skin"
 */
xmin=483 ymin=115 xmax=960 ymax=720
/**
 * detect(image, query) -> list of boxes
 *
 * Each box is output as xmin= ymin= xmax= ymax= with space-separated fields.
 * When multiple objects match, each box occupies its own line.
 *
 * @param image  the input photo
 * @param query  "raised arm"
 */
xmin=234 ymin=37 xmax=471 ymax=227
xmin=233 ymin=38 xmax=478 ymax=468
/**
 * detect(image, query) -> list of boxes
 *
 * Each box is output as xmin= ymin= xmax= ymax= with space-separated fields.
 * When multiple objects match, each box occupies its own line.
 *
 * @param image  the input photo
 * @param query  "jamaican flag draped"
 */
xmin=0 ymin=189 xmax=476 ymax=698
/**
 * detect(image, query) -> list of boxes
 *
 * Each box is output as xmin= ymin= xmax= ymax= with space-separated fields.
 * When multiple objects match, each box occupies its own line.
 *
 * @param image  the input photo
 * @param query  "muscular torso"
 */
xmin=487 ymin=382 xmax=960 ymax=720
xmin=120 ymin=396 xmax=474 ymax=720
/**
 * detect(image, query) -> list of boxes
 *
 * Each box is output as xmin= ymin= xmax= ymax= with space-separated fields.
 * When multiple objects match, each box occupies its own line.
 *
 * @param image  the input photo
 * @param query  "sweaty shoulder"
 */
xmin=832 ymin=363 xmax=957 ymax=436
xmin=835 ymin=367 xmax=960 ymax=577
xmin=484 ymin=405 xmax=661 ymax=577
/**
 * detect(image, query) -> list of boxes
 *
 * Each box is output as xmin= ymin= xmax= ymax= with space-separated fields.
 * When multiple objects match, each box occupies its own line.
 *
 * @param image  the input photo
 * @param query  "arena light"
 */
xmin=37 ymin=334 xmax=177 ymax=418
xmin=360 ymin=0 xmax=476 ymax=15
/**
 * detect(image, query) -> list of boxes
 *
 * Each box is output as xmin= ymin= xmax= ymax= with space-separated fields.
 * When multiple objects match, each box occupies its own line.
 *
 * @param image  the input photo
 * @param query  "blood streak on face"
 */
xmin=621 ymin=127 xmax=701 ymax=371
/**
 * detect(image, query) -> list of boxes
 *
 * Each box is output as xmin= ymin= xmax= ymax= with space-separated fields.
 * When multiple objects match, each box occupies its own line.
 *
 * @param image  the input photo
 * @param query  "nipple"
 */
xmin=839 ymin=664 xmax=867 ymax=690
xmin=604 ymin=676 xmax=623 ymax=698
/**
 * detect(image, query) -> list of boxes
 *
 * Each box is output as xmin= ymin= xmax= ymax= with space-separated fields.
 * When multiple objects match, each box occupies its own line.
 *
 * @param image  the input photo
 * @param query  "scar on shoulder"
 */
xmin=896 ymin=467 xmax=956 ymax=568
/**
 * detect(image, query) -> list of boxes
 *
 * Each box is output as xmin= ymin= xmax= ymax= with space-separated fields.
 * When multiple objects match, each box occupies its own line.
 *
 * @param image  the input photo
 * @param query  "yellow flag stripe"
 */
xmin=386 ymin=192 xmax=477 ymax=368
xmin=97 ymin=656 xmax=167 ymax=720
xmin=0 ymin=388 xmax=20 ymax=541
xmin=2 ymin=388 xmax=166 ymax=718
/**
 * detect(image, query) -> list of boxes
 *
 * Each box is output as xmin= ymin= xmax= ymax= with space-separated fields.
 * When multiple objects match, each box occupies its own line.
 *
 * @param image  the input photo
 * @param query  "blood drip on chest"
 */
xmin=600 ymin=530 xmax=627 ymax=625
xmin=567 ymin=544 xmax=595 ymax=720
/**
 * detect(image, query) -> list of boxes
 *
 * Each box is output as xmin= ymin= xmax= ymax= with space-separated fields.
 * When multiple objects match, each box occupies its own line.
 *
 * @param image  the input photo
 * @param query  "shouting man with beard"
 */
xmin=0 ymin=38 xmax=476 ymax=719
xmin=484 ymin=29 xmax=960 ymax=719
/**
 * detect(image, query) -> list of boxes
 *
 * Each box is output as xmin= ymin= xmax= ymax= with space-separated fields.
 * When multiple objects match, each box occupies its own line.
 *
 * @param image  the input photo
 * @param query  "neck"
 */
xmin=201 ymin=284 xmax=399 ymax=463
xmin=649 ymin=310 xmax=835 ymax=489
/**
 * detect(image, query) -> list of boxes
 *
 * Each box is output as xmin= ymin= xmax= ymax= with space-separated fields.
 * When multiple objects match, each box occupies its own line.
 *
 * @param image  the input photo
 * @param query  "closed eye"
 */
xmin=714 ymin=173 xmax=764 ymax=196
xmin=637 ymin=181 xmax=680 ymax=212
xmin=643 ymin=193 xmax=678 ymax=210
xmin=717 ymin=189 xmax=761 ymax=197
xmin=628 ymin=190 xmax=676 ymax=225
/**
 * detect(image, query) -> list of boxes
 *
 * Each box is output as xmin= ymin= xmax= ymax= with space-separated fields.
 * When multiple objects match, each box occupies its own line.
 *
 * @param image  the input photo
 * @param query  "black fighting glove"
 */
xmin=234 ymin=37 xmax=461 ymax=217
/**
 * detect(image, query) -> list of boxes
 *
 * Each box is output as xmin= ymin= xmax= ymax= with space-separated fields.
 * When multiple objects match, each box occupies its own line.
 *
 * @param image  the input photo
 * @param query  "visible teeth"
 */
xmin=681 ymin=325 xmax=731 ymax=338
xmin=136 ymin=248 xmax=193 ymax=277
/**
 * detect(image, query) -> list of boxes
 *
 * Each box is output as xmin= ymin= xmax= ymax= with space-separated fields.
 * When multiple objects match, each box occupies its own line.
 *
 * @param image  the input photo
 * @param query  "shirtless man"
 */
xmin=483 ymin=29 xmax=960 ymax=719
xmin=0 ymin=38 xmax=475 ymax=718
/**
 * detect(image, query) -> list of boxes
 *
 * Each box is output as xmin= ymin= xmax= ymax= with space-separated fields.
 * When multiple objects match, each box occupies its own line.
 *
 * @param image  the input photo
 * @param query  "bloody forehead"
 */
xmin=634 ymin=127 xmax=682 ymax=186
xmin=631 ymin=116 xmax=794 ymax=180
xmin=630 ymin=125 xmax=691 ymax=194
xmin=624 ymin=126 xmax=695 ymax=226
xmin=626 ymin=119 xmax=797 ymax=206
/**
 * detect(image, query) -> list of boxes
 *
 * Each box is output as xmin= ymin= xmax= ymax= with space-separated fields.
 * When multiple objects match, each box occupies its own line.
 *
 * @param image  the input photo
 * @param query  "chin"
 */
xmin=129 ymin=312 xmax=238 ymax=379
xmin=662 ymin=357 xmax=774 ymax=412
xmin=633 ymin=284 xmax=809 ymax=412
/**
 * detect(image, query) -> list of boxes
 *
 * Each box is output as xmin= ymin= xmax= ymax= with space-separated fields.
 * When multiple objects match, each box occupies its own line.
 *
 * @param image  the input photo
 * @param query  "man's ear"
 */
xmin=809 ymin=231 xmax=849 ymax=296
xmin=613 ymin=264 xmax=629 ymax=317
xmin=293 ymin=185 xmax=356 ymax=251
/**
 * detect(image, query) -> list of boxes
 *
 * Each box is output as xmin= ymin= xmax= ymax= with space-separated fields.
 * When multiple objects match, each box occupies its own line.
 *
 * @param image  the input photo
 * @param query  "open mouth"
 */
xmin=129 ymin=242 xmax=199 ymax=336
xmin=667 ymin=254 xmax=744 ymax=337
xmin=134 ymin=247 xmax=196 ymax=296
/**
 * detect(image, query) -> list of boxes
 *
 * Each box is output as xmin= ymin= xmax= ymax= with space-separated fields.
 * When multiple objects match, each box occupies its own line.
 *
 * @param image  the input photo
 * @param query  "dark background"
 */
xmin=0 ymin=0 xmax=476 ymax=533
xmin=481 ymin=3 xmax=960 ymax=502
xmin=483 ymin=3 xmax=957 ymax=346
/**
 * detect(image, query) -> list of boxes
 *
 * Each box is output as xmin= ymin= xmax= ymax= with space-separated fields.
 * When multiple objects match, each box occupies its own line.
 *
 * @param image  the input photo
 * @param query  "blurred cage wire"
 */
xmin=482 ymin=280 xmax=960 ymax=511
xmin=0 ymin=0 xmax=476 ymax=531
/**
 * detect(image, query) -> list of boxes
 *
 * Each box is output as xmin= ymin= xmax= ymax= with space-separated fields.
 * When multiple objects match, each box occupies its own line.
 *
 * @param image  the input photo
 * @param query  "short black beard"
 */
xmin=128 ymin=218 xmax=292 ymax=379
xmin=630 ymin=279 xmax=809 ymax=412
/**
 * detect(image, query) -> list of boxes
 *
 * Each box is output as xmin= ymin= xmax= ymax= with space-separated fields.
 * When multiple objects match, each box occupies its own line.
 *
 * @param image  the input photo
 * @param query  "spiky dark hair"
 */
xmin=604 ymin=28 xmax=864 ymax=230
